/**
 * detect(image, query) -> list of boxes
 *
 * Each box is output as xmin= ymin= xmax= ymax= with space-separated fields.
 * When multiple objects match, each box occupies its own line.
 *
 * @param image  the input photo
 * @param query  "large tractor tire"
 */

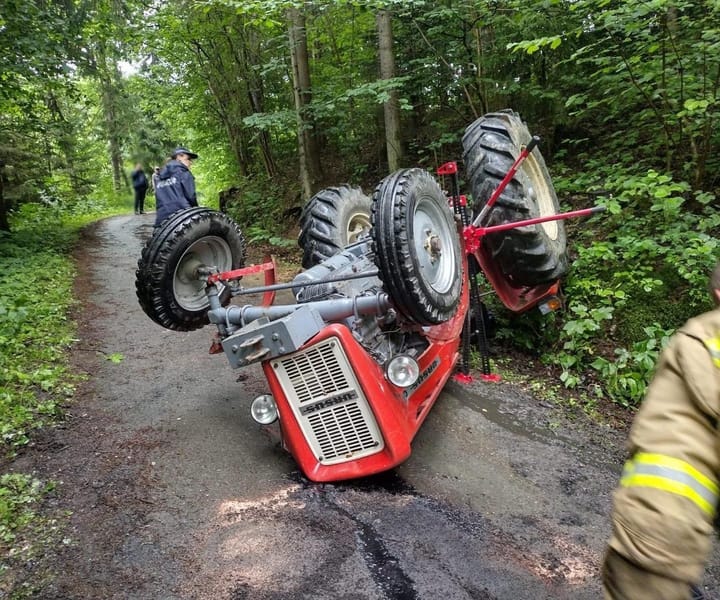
xmin=462 ymin=110 xmax=568 ymax=286
xmin=371 ymin=169 xmax=462 ymax=325
xmin=298 ymin=185 xmax=372 ymax=268
xmin=136 ymin=208 xmax=246 ymax=331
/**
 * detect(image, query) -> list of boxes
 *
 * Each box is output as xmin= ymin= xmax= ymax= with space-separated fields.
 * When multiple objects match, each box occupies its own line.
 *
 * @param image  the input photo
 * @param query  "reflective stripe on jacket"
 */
xmin=620 ymin=452 xmax=718 ymax=517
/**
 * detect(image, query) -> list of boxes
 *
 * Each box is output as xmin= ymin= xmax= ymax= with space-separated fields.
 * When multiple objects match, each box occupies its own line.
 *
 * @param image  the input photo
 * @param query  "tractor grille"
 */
xmin=274 ymin=338 xmax=384 ymax=465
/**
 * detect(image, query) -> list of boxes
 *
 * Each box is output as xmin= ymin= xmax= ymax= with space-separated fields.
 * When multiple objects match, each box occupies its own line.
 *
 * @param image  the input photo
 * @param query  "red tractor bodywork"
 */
xmin=206 ymin=201 xmax=600 ymax=482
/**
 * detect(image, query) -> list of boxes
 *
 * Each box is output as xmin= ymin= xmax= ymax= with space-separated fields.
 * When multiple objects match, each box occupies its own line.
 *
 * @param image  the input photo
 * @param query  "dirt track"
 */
xmin=9 ymin=214 xmax=720 ymax=599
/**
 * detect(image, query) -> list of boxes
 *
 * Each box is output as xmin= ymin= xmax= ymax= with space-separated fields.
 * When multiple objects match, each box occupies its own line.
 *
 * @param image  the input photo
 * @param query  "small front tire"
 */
xmin=371 ymin=169 xmax=462 ymax=325
xmin=136 ymin=208 xmax=246 ymax=331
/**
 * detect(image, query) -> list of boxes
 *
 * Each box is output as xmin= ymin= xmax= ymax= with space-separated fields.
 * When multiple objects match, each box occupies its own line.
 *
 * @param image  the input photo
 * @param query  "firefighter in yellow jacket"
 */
xmin=603 ymin=264 xmax=720 ymax=599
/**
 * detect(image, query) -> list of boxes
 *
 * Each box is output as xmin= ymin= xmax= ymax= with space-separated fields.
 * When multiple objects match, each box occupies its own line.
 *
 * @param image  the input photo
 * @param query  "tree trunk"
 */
xmin=222 ymin=26 xmax=277 ymax=179
xmin=245 ymin=29 xmax=277 ymax=179
xmin=95 ymin=45 xmax=124 ymax=192
xmin=288 ymin=6 xmax=321 ymax=200
xmin=472 ymin=20 xmax=489 ymax=115
xmin=247 ymin=88 xmax=276 ymax=179
xmin=377 ymin=10 xmax=403 ymax=171
xmin=47 ymin=92 xmax=82 ymax=196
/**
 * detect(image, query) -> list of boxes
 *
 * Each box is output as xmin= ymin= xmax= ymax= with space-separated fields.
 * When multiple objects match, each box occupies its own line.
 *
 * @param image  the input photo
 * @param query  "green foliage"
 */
xmin=0 ymin=474 xmax=53 ymax=545
xmin=244 ymin=226 xmax=297 ymax=248
xmin=589 ymin=325 xmax=674 ymax=408
xmin=0 ymin=204 xmax=98 ymax=451
xmin=104 ymin=353 xmax=125 ymax=364
xmin=546 ymin=168 xmax=718 ymax=406
xmin=558 ymin=0 xmax=720 ymax=188
xmin=222 ymin=176 xmax=296 ymax=236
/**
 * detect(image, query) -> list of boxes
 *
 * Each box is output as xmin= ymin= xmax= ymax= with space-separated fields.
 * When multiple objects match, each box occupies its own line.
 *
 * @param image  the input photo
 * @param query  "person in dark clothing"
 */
xmin=150 ymin=166 xmax=161 ymax=194
xmin=131 ymin=163 xmax=149 ymax=215
xmin=154 ymin=147 xmax=199 ymax=227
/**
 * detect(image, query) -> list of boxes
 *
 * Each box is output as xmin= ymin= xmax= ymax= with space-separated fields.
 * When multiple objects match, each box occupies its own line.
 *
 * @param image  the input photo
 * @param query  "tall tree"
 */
xmin=91 ymin=43 xmax=126 ymax=191
xmin=288 ymin=5 xmax=321 ymax=199
xmin=0 ymin=0 xmax=90 ymax=228
xmin=376 ymin=9 xmax=403 ymax=171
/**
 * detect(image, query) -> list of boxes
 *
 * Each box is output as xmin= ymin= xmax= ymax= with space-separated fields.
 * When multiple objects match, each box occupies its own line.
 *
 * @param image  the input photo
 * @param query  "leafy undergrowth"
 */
xmin=0 ymin=202 xmax=119 ymax=596
xmin=0 ymin=473 xmax=66 ymax=597
xmin=0 ymin=211 xmax=83 ymax=451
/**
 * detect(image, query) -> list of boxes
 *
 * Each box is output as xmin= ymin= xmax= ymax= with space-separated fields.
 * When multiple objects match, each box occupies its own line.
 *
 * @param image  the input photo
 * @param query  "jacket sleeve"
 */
xmin=179 ymin=171 xmax=197 ymax=207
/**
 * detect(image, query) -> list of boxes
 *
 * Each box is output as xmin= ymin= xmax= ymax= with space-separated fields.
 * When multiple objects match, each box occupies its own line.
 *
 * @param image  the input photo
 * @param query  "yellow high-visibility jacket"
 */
xmin=604 ymin=306 xmax=720 ymax=599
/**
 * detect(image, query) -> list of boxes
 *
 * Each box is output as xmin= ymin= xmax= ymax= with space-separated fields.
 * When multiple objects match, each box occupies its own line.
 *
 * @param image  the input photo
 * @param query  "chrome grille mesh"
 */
xmin=281 ymin=342 xmax=350 ymax=404
xmin=274 ymin=338 xmax=383 ymax=464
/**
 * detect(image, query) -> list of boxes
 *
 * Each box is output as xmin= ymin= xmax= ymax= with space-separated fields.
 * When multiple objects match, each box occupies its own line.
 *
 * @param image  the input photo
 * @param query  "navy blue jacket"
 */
xmin=154 ymin=160 xmax=198 ymax=226
xmin=131 ymin=168 xmax=148 ymax=190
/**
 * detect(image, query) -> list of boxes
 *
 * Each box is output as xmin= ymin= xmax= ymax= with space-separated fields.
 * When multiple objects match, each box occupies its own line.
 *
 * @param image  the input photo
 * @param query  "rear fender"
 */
xmin=473 ymin=246 xmax=560 ymax=313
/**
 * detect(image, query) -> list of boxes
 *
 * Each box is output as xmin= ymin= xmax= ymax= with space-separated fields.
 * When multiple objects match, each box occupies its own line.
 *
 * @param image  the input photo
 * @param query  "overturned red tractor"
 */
xmin=136 ymin=111 xmax=601 ymax=482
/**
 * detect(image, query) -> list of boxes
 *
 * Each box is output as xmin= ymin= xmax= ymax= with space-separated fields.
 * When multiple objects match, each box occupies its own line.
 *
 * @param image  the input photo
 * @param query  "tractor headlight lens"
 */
xmin=386 ymin=355 xmax=420 ymax=388
xmin=251 ymin=394 xmax=278 ymax=425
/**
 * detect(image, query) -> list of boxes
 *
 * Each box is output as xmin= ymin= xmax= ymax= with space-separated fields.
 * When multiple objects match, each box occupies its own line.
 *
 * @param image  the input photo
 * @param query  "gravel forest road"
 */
xmin=12 ymin=214 xmax=720 ymax=599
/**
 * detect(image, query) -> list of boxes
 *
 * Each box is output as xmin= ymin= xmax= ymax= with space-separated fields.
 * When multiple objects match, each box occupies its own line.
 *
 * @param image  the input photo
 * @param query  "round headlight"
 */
xmin=251 ymin=394 xmax=278 ymax=425
xmin=386 ymin=355 xmax=420 ymax=388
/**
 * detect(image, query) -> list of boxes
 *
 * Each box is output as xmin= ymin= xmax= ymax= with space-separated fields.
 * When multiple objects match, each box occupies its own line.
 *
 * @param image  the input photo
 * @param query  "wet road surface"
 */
xmin=23 ymin=214 xmax=720 ymax=599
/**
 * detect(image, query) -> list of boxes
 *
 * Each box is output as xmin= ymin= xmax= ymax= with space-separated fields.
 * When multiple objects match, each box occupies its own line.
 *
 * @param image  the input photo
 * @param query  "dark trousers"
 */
xmin=134 ymin=187 xmax=147 ymax=213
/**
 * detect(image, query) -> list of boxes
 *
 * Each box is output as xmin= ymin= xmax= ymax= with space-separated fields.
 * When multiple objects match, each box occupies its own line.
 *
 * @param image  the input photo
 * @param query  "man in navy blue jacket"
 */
xmin=131 ymin=163 xmax=149 ymax=215
xmin=154 ymin=147 xmax=199 ymax=226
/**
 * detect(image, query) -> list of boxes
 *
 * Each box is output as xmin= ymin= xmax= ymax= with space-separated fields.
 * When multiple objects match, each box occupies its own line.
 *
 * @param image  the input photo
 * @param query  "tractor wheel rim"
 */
xmin=346 ymin=211 xmax=371 ymax=244
xmin=413 ymin=193 xmax=456 ymax=294
xmin=173 ymin=236 xmax=232 ymax=311
xmin=523 ymin=154 xmax=558 ymax=240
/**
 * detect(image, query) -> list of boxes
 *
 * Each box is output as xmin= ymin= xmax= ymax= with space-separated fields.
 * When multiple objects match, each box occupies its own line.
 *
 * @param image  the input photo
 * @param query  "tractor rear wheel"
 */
xmin=298 ymin=185 xmax=372 ymax=268
xmin=462 ymin=110 xmax=568 ymax=286
xmin=136 ymin=208 xmax=246 ymax=331
xmin=371 ymin=169 xmax=462 ymax=325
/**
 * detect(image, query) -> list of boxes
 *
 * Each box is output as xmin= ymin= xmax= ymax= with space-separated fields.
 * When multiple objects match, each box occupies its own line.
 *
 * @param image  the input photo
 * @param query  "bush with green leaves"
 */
xmin=221 ymin=176 xmax=298 ymax=239
xmin=550 ymin=168 xmax=718 ymax=406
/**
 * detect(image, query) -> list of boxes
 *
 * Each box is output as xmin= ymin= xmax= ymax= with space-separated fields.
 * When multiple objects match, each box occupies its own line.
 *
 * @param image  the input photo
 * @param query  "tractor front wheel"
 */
xmin=136 ymin=208 xmax=246 ymax=331
xmin=371 ymin=169 xmax=462 ymax=325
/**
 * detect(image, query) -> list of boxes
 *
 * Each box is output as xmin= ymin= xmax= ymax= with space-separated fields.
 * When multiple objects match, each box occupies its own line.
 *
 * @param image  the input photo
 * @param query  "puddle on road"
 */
xmin=353 ymin=515 xmax=419 ymax=600
xmin=444 ymin=380 xmax=623 ymax=473
xmin=444 ymin=380 xmax=564 ymax=445
xmin=345 ymin=470 xmax=417 ymax=496
xmin=286 ymin=471 xmax=420 ymax=599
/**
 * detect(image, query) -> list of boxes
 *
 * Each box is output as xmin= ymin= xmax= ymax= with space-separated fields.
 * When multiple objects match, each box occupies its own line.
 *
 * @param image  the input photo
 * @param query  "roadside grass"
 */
xmin=468 ymin=345 xmax=604 ymax=420
xmin=0 ymin=199 xmax=123 ymax=595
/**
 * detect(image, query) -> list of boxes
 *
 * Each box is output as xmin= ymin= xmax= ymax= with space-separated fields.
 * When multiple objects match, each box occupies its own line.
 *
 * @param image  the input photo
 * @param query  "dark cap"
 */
xmin=171 ymin=147 xmax=198 ymax=160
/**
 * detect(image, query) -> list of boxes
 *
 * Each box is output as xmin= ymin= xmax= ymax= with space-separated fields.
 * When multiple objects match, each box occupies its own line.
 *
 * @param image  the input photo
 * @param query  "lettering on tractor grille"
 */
xmin=274 ymin=338 xmax=384 ymax=465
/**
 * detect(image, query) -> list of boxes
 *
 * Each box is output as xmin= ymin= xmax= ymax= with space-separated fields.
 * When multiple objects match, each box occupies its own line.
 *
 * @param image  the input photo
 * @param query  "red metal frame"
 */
xmin=262 ymin=275 xmax=469 ymax=482
xmin=207 ymin=255 xmax=277 ymax=306
xmin=467 ymin=206 xmax=603 ymax=313
xmin=474 ymin=136 xmax=539 ymax=225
